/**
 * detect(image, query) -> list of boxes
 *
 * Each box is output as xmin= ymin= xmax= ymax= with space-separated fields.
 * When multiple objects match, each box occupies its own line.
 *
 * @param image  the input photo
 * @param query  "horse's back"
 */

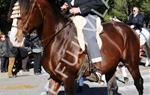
xmin=102 ymin=21 xmax=139 ymax=42
xmin=100 ymin=21 xmax=140 ymax=65
xmin=101 ymin=21 xmax=138 ymax=48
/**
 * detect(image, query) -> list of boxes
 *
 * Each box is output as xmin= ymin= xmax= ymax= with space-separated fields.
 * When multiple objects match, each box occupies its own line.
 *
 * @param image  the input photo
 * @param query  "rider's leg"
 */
xmin=83 ymin=14 xmax=102 ymax=65
xmin=83 ymin=14 xmax=102 ymax=82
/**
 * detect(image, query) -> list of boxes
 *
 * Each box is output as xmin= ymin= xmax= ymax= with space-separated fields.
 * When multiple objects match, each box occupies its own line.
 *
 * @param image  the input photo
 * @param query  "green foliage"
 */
xmin=141 ymin=0 xmax=150 ymax=16
xmin=0 ymin=0 xmax=10 ymax=15
xmin=106 ymin=0 xmax=128 ymax=22
xmin=140 ymin=0 xmax=150 ymax=26
xmin=104 ymin=0 xmax=150 ymax=24
xmin=0 ymin=0 xmax=11 ymax=33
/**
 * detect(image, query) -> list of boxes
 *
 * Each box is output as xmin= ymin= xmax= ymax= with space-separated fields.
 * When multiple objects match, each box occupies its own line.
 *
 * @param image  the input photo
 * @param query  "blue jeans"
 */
xmin=1 ymin=57 xmax=8 ymax=72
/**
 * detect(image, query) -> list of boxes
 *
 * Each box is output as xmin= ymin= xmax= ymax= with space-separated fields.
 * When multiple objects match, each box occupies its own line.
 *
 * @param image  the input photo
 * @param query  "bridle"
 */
xmin=19 ymin=0 xmax=43 ymax=33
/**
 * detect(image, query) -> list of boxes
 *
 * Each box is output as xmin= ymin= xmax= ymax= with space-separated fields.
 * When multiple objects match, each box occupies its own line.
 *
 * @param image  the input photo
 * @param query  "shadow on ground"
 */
xmin=58 ymin=84 xmax=108 ymax=95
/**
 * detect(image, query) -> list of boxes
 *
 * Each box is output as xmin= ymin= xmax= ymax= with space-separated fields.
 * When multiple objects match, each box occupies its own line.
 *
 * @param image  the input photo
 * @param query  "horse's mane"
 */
xmin=18 ymin=0 xmax=31 ymax=16
xmin=18 ymin=0 xmax=67 ymax=20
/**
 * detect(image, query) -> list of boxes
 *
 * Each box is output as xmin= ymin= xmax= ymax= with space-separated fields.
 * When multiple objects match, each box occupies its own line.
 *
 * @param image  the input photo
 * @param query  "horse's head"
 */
xmin=10 ymin=0 xmax=43 ymax=47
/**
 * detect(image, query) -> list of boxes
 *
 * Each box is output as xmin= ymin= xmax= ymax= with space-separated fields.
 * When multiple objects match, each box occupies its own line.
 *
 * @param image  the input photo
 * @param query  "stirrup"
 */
xmin=86 ymin=73 xmax=99 ymax=82
xmin=90 ymin=64 xmax=97 ymax=73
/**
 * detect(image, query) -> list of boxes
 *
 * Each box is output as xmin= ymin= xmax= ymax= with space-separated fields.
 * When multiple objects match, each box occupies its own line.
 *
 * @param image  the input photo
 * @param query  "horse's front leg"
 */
xmin=45 ymin=79 xmax=61 ymax=95
xmin=63 ymin=76 xmax=75 ymax=95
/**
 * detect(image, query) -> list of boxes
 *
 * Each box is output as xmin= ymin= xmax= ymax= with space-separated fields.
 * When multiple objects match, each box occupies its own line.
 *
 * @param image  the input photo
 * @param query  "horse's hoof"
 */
xmin=86 ymin=73 xmax=98 ymax=82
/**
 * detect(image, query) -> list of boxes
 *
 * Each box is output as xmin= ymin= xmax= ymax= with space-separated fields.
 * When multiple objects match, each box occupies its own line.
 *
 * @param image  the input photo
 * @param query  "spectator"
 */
xmin=13 ymin=47 xmax=30 ymax=76
xmin=6 ymin=37 xmax=18 ymax=78
xmin=13 ymin=34 xmax=32 ymax=75
xmin=30 ymin=31 xmax=43 ymax=75
xmin=21 ymin=34 xmax=32 ymax=71
xmin=128 ymin=7 xmax=147 ymax=58
xmin=0 ymin=34 xmax=8 ymax=73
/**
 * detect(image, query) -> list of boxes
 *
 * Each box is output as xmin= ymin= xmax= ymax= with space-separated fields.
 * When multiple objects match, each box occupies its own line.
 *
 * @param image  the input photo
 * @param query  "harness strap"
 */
xmin=42 ymin=20 xmax=73 ymax=50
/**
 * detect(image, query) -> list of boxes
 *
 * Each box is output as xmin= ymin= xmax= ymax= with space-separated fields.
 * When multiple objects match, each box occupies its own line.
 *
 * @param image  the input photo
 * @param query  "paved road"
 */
xmin=0 ymin=65 xmax=149 ymax=95
xmin=117 ymin=65 xmax=150 ymax=95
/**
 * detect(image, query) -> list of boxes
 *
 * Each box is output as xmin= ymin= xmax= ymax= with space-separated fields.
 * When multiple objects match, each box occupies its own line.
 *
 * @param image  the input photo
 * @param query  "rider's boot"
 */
xmin=86 ymin=62 xmax=104 ymax=83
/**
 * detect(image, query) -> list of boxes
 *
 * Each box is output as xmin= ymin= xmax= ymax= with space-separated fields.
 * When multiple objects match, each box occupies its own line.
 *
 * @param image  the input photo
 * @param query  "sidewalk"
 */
xmin=0 ymin=69 xmax=35 ymax=79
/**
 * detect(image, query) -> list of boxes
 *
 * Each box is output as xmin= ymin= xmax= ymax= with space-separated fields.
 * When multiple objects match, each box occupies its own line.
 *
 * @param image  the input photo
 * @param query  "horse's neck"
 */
xmin=42 ymin=11 xmax=68 ymax=35
xmin=41 ymin=1 xmax=69 ymax=47
xmin=44 ymin=0 xmax=68 ymax=25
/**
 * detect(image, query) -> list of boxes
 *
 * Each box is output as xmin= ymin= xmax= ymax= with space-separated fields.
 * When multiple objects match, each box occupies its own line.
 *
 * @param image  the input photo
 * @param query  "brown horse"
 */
xmin=10 ymin=0 xmax=143 ymax=95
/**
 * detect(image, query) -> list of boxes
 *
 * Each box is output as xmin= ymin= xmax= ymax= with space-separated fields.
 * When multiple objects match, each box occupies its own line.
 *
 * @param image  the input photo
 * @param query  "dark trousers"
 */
xmin=13 ymin=56 xmax=29 ymax=75
xmin=22 ymin=56 xmax=29 ymax=71
xmin=1 ymin=57 xmax=8 ymax=72
xmin=13 ymin=56 xmax=22 ymax=75
xmin=33 ymin=52 xmax=42 ymax=74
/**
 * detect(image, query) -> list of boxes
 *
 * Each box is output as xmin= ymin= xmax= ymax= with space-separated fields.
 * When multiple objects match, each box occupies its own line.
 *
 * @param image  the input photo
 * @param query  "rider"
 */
xmin=128 ymin=6 xmax=144 ymax=57
xmin=61 ymin=0 xmax=104 ymax=70
xmin=128 ymin=6 xmax=144 ymax=34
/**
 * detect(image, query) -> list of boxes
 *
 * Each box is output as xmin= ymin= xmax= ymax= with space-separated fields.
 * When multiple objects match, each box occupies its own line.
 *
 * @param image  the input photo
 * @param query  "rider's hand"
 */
xmin=61 ymin=2 xmax=69 ymax=10
xmin=69 ymin=7 xmax=81 ymax=15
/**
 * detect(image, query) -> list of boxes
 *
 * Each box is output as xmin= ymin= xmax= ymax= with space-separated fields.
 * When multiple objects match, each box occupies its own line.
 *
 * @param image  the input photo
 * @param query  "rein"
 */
xmin=42 ymin=20 xmax=73 ymax=49
xmin=27 ymin=20 xmax=72 ymax=49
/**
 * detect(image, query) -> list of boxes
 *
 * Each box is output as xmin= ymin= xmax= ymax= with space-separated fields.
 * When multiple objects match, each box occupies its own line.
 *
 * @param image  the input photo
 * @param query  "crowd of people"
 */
xmin=0 ymin=30 xmax=43 ymax=78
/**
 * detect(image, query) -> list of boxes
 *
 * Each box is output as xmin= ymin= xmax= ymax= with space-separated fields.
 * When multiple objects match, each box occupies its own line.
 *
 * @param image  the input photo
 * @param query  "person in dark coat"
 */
xmin=128 ymin=7 xmax=144 ymax=32
xmin=0 ymin=34 xmax=8 ymax=72
xmin=13 ymin=34 xmax=31 ymax=76
xmin=30 ymin=31 xmax=43 ymax=75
